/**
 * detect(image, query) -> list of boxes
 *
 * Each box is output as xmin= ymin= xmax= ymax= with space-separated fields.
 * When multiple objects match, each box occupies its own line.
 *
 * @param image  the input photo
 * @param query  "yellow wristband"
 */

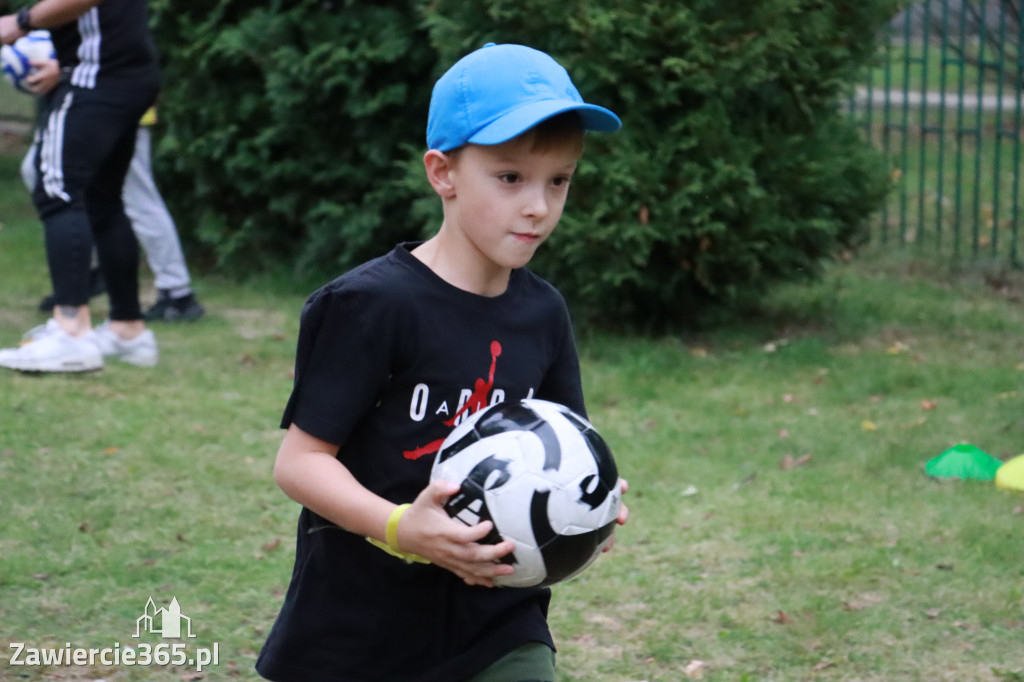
xmin=386 ymin=503 xmax=411 ymax=552
xmin=364 ymin=504 xmax=430 ymax=564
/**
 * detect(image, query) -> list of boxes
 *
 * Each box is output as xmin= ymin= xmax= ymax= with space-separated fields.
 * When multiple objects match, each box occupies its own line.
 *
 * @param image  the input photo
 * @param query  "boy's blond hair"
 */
xmin=445 ymin=112 xmax=585 ymax=162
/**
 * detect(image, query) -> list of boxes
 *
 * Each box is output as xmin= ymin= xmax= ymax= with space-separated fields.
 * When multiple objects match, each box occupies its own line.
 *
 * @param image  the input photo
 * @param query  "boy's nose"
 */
xmin=522 ymin=186 xmax=549 ymax=219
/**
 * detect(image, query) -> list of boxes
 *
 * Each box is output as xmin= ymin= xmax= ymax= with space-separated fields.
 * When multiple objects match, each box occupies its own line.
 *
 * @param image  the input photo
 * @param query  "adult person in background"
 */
xmin=0 ymin=0 xmax=162 ymax=372
xmin=23 ymin=102 xmax=206 ymax=322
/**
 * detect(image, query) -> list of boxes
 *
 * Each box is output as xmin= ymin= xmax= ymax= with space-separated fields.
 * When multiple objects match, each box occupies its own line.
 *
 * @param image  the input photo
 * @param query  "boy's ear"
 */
xmin=423 ymin=149 xmax=457 ymax=199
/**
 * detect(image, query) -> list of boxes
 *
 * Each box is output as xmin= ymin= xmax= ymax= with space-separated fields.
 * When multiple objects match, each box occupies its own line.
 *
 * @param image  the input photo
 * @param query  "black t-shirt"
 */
xmin=256 ymin=243 xmax=586 ymax=682
xmin=50 ymin=0 xmax=160 ymax=89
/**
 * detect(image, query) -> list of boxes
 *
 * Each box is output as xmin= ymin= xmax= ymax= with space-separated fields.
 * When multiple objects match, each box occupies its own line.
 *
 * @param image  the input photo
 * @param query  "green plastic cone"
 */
xmin=925 ymin=443 xmax=1002 ymax=481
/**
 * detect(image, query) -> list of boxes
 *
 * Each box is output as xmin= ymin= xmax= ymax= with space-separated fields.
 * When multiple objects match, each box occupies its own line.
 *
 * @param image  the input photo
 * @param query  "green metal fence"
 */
xmin=851 ymin=0 xmax=1023 ymax=266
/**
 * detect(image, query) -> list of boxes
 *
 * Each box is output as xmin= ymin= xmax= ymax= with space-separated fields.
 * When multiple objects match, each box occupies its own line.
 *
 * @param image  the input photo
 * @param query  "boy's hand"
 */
xmin=399 ymin=479 xmax=516 ymax=588
xmin=602 ymin=477 xmax=630 ymax=553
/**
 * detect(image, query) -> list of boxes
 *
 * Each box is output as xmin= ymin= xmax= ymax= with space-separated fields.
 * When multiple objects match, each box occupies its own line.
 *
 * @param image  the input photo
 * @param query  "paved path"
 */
xmin=855 ymin=86 xmax=1022 ymax=112
xmin=0 ymin=120 xmax=30 ymax=134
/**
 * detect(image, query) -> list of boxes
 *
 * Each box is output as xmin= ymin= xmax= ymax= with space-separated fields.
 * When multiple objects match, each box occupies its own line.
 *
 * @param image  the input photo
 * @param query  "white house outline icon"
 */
xmin=134 ymin=597 xmax=196 ymax=638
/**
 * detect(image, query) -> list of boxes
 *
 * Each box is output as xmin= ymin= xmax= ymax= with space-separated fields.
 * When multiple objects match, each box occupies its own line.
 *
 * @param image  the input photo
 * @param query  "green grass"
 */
xmin=2 ymin=143 xmax=1024 ymax=681
xmin=0 ymin=77 xmax=36 ymax=123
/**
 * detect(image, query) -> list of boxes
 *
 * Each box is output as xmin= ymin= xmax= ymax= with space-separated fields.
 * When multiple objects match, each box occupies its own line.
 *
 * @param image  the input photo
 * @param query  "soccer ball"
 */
xmin=430 ymin=398 xmax=622 ymax=588
xmin=1 ymin=31 xmax=55 ymax=94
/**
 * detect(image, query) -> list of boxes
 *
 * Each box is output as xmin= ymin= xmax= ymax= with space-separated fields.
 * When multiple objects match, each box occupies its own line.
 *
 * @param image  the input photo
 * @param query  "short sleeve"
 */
xmin=536 ymin=294 xmax=586 ymax=418
xmin=281 ymin=282 xmax=396 ymax=446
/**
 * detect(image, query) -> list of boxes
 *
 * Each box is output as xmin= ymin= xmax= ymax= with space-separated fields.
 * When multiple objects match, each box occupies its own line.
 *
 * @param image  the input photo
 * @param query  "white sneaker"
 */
xmin=20 ymin=319 xmax=60 ymax=345
xmin=0 ymin=321 xmax=103 ymax=373
xmin=92 ymin=321 xmax=158 ymax=367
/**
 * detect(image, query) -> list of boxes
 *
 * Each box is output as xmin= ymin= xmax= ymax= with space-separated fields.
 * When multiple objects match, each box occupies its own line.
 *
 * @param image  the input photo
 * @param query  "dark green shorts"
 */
xmin=464 ymin=642 xmax=556 ymax=682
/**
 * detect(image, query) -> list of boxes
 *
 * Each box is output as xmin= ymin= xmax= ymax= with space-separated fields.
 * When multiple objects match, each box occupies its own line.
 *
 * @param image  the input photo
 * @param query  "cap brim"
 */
xmin=468 ymin=100 xmax=621 ymax=146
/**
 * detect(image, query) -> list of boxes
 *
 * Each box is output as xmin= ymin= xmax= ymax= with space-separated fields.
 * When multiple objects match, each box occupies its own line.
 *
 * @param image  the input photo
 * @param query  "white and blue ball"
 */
xmin=431 ymin=398 xmax=621 ymax=588
xmin=1 ymin=31 xmax=55 ymax=94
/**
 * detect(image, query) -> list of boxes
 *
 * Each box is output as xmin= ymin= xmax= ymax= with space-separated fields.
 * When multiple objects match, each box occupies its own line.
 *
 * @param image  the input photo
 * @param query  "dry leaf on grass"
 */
xmin=887 ymin=341 xmax=909 ymax=354
xmin=780 ymin=454 xmax=812 ymax=470
xmin=844 ymin=592 xmax=885 ymax=611
xmin=683 ymin=659 xmax=708 ymax=679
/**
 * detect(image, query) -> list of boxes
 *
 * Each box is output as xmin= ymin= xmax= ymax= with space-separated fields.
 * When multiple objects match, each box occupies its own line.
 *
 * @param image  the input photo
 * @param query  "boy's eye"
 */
xmin=551 ymin=175 xmax=572 ymax=188
xmin=498 ymin=172 xmax=521 ymax=183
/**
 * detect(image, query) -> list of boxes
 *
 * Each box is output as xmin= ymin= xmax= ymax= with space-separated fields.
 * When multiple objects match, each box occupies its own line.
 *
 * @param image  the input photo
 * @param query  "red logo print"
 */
xmin=402 ymin=340 xmax=502 ymax=461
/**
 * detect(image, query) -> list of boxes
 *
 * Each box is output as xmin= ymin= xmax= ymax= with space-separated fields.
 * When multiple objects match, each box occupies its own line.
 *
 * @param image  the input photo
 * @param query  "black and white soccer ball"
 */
xmin=430 ymin=398 xmax=621 ymax=588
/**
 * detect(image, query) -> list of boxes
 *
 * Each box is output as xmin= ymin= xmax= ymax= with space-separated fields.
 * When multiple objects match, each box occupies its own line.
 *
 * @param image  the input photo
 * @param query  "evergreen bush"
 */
xmin=151 ymin=0 xmax=898 ymax=328
xmin=148 ymin=0 xmax=434 ymax=277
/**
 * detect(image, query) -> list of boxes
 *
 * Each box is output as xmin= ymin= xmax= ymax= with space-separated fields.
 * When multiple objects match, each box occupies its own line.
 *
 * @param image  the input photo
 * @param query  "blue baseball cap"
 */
xmin=426 ymin=43 xmax=621 ymax=152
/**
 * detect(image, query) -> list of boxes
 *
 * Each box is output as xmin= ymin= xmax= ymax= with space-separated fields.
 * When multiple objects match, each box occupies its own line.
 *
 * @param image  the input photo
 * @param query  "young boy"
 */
xmin=256 ymin=43 xmax=627 ymax=682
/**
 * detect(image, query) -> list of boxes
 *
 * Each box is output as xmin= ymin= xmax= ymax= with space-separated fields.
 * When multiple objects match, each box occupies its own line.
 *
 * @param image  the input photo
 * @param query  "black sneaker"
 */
xmin=37 ymin=268 xmax=106 ymax=311
xmin=144 ymin=291 xmax=206 ymax=322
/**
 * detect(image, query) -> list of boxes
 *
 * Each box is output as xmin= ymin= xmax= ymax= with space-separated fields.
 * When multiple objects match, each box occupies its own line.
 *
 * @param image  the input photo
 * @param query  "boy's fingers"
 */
xmin=616 ymin=501 xmax=629 ymax=525
xmin=477 ymin=538 xmax=515 ymax=561
xmin=460 ymin=518 xmax=495 ymax=542
xmin=443 ymin=523 xmax=513 ymax=560
xmin=456 ymin=521 xmax=515 ymax=555
xmin=615 ymin=478 xmax=629 ymax=526
xmin=428 ymin=478 xmax=461 ymax=503
xmin=452 ymin=549 xmax=515 ymax=586
xmin=446 ymin=519 xmax=500 ymax=553
xmin=412 ymin=480 xmax=519 ymax=579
